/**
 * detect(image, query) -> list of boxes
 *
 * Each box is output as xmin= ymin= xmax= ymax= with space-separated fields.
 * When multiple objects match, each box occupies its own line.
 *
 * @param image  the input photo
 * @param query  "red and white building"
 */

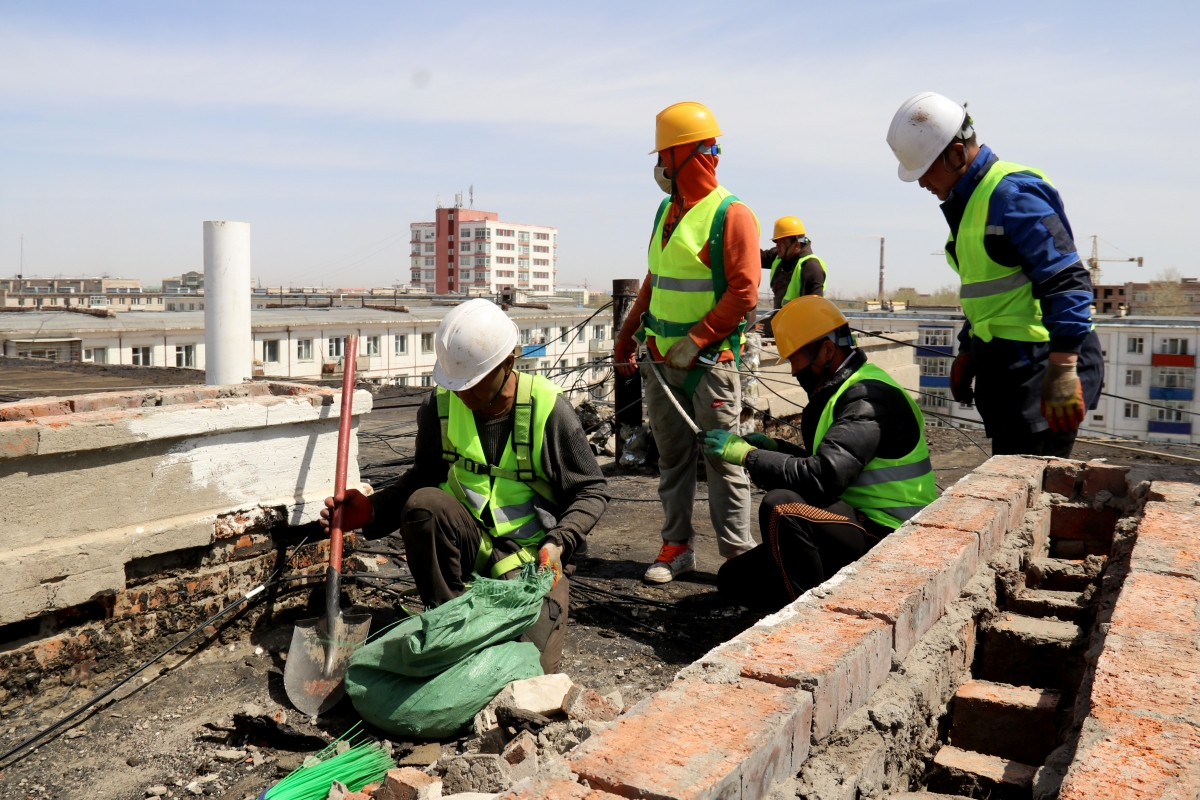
xmin=410 ymin=207 xmax=557 ymax=296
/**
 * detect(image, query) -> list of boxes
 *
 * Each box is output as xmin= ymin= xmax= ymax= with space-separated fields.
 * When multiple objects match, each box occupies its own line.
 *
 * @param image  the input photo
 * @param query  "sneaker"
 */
xmin=643 ymin=542 xmax=696 ymax=584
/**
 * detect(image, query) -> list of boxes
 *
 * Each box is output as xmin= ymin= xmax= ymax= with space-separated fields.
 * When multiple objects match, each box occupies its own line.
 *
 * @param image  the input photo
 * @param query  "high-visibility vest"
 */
xmin=812 ymin=362 xmax=937 ymax=530
xmin=946 ymin=161 xmax=1051 ymax=343
xmin=645 ymin=186 xmax=758 ymax=356
xmin=771 ymin=254 xmax=827 ymax=303
xmin=437 ymin=371 xmax=559 ymax=578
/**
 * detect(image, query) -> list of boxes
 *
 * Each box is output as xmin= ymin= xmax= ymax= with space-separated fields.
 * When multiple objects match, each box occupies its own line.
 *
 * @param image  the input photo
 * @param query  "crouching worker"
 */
xmin=319 ymin=298 xmax=609 ymax=672
xmin=702 ymin=297 xmax=936 ymax=610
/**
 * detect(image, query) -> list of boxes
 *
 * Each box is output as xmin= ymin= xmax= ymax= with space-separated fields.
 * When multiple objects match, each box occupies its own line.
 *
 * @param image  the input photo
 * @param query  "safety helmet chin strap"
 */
xmin=480 ymin=364 xmax=513 ymax=410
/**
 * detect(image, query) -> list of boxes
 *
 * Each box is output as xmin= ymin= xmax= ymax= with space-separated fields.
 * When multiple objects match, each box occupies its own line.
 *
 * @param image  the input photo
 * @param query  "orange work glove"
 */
xmin=614 ymin=337 xmax=638 ymax=377
xmin=1041 ymin=360 xmax=1085 ymax=432
xmin=537 ymin=542 xmax=563 ymax=587
xmin=319 ymin=488 xmax=374 ymax=533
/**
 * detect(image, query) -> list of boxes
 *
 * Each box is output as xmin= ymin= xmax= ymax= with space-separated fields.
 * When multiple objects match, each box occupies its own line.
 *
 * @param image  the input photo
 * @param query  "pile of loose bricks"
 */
xmin=1056 ymin=478 xmax=1200 ymax=798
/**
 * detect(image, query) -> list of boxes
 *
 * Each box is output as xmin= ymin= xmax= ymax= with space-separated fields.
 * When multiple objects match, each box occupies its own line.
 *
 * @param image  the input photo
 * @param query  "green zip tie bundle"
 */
xmin=261 ymin=724 xmax=395 ymax=800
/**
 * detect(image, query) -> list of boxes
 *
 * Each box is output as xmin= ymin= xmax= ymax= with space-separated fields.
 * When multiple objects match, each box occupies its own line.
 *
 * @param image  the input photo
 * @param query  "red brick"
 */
xmin=947 ymin=474 xmax=1029 ymax=534
xmin=562 ymin=684 xmax=621 ymax=722
xmin=912 ymin=495 xmax=1008 ymax=560
xmin=1025 ymin=506 xmax=1051 ymax=559
xmin=496 ymin=777 xmax=626 ymax=800
xmin=1147 ymin=480 xmax=1200 ymax=504
xmin=0 ymin=399 xmax=71 ymax=420
xmin=824 ymin=526 xmax=978 ymax=659
xmin=976 ymin=454 xmax=1045 ymax=506
xmin=67 ymin=391 xmax=150 ymax=413
xmin=568 ymin=679 xmax=811 ymax=800
xmin=1049 ymin=503 xmax=1116 ymax=543
xmin=949 ymin=679 xmax=1058 ymax=765
xmin=157 ymin=387 xmax=221 ymax=406
xmin=1081 ymin=460 xmax=1129 ymax=498
xmin=1130 ymin=502 xmax=1200 ymax=582
xmin=0 ymin=420 xmax=39 ymax=458
xmin=711 ymin=607 xmax=890 ymax=742
xmin=375 ymin=767 xmax=442 ymax=800
xmin=1058 ymin=707 xmax=1200 ymax=800
xmin=930 ymin=746 xmax=1035 ymax=794
xmin=1043 ymin=457 xmax=1081 ymax=496
xmin=1090 ymin=572 xmax=1200 ymax=726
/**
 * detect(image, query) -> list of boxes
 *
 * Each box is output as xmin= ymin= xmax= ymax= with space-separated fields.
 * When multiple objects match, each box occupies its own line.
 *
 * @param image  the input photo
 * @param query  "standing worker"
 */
xmin=319 ymin=298 xmax=609 ymax=673
xmin=613 ymin=101 xmax=760 ymax=584
xmin=703 ymin=296 xmax=937 ymax=610
xmin=763 ymin=216 xmax=828 ymax=308
xmin=886 ymin=92 xmax=1102 ymax=456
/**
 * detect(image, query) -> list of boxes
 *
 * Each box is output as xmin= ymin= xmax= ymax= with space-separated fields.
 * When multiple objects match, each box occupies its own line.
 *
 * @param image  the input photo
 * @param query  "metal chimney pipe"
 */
xmin=878 ymin=237 xmax=886 ymax=305
xmin=204 ymin=221 xmax=253 ymax=385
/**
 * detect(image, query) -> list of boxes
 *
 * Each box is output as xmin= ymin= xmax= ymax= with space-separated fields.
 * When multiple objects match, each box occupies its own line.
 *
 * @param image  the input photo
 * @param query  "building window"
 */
xmin=424 ymin=243 xmax=435 ymax=252
xmin=1125 ymin=369 xmax=1142 ymax=386
xmin=518 ymin=231 xmax=530 ymax=243
xmin=420 ymin=373 xmax=432 ymax=387
xmin=175 ymin=344 xmax=196 ymax=368
xmin=461 ymin=243 xmax=471 ymax=253
xmin=541 ymin=327 xmax=550 ymax=343
xmin=535 ymin=232 xmax=549 ymax=240
xmin=297 ymin=338 xmax=313 ymax=361
xmin=1155 ymin=367 xmax=1194 ymax=388
xmin=521 ymin=329 xmax=532 ymax=345
xmin=131 ymin=346 xmax=152 ymax=366
xmin=84 ymin=347 xmax=108 ymax=364
xmin=421 ymin=333 xmax=434 ymax=353
xmin=328 ymin=337 xmax=346 ymax=358
xmin=262 ymin=340 xmax=280 ymax=363
xmin=1155 ymin=402 xmax=1188 ymax=422
xmin=497 ymin=229 xmax=514 ymax=237
xmin=560 ymin=326 xmax=569 ymax=342
xmin=592 ymin=324 xmax=606 ymax=341
xmin=919 ymin=328 xmax=953 ymax=347
xmin=577 ymin=327 xmax=586 ymax=343
xmin=1124 ymin=403 xmax=1139 ymax=419
xmin=533 ymin=245 xmax=550 ymax=253
xmin=919 ymin=388 xmax=949 ymax=409
xmin=1128 ymin=337 xmax=1144 ymax=353
xmin=1162 ymin=338 xmax=1189 ymax=355
xmin=425 ymin=258 xmax=434 ymax=266
xmin=916 ymin=356 xmax=951 ymax=376
xmin=395 ymin=334 xmax=407 ymax=355
xmin=396 ymin=375 xmax=408 ymax=387
xmin=534 ymin=271 xmax=550 ymax=278
xmin=365 ymin=335 xmax=381 ymax=356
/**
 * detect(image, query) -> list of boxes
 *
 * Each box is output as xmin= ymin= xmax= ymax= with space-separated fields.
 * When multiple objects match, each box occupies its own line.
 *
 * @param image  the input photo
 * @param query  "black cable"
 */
xmin=568 ymin=587 xmax=701 ymax=648
xmin=1100 ymin=390 xmax=1200 ymax=418
xmin=848 ymin=327 xmax=960 ymax=358
xmin=569 ymin=577 xmax=679 ymax=610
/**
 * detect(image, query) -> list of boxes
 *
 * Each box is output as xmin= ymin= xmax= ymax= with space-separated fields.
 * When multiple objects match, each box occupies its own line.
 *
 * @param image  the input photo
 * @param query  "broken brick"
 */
xmin=375 ymin=767 xmax=442 ymax=800
xmin=1042 ymin=458 xmax=1081 ymax=496
xmin=1081 ymin=461 xmax=1129 ymax=499
xmin=561 ymin=684 xmax=621 ymax=723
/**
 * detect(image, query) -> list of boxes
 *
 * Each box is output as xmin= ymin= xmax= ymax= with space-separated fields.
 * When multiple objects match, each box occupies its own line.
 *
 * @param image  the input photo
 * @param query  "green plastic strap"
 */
xmin=474 ymin=534 xmax=493 ymax=575
xmin=491 ymin=545 xmax=537 ymax=579
xmin=436 ymin=389 xmax=456 ymax=464
xmin=708 ymin=195 xmax=739 ymax=300
xmin=642 ymin=312 xmax=695 ymax=338
xmin=511 ymin=373 xmax=536 ymax=481
xmin=651 ymin=197 xmax=670 ymax=244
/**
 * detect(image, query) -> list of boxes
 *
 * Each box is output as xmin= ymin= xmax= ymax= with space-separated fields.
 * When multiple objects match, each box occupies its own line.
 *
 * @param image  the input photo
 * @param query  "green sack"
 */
xmin=346 ymin=640 xmax=543 ymax=739
xmin=352 ymin=563 xmax=554 ymax=678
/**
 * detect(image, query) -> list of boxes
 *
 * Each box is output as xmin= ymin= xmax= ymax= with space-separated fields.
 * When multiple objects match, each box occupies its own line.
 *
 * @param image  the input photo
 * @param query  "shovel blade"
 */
xmin=283 ymin=613 xmax=371 ymax=717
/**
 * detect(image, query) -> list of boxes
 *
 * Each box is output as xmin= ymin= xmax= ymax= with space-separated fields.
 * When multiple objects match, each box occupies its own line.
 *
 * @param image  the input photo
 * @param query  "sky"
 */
xmin=0 ymin=1 xmax=1196 ymax=297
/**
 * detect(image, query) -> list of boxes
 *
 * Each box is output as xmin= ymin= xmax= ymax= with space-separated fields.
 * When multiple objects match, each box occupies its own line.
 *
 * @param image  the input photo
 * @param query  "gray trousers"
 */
xmin=641 ymin=361 xmax=754 ymax=558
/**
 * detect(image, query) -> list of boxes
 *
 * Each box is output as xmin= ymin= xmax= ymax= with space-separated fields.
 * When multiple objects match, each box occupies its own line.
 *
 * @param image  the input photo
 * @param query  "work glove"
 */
xmin=1041 ymin=359 xmax=1086 ymax=432
xmin=949 ymin=351 xmax=976 ymax=405
xmin=319 ymin=488 xmax=374 ymax=533
xmin=664 ymin=335 xmax=702 ymax=370
xmin=743 ymin=432 xmax=779 ymax=450
xmin=537 ymin=542 xmax=563 ymax=588
xmin=614 ymin=337 xmax=638 ymax=377
xmin=702 ymin=429 xmax=755 ymax=465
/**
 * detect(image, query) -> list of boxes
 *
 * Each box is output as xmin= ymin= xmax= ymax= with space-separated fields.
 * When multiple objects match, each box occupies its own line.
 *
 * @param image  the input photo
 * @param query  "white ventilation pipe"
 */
xmin=204 ymin=221 xmax=253 ymax=385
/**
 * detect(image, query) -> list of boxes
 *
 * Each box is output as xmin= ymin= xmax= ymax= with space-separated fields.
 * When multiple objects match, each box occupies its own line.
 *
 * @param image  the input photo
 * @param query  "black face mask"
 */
xmin=795 ymin=365 xmax=823 ymax=396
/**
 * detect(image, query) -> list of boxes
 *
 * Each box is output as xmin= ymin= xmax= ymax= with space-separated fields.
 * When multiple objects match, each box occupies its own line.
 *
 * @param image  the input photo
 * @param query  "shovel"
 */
xmin=285 ymin=335 xmax=372 ymax=717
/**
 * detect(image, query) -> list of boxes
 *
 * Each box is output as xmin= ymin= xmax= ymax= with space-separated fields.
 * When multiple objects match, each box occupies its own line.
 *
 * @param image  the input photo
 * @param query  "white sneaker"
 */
xmin=643 ymin=542 xmax=696 ymax=584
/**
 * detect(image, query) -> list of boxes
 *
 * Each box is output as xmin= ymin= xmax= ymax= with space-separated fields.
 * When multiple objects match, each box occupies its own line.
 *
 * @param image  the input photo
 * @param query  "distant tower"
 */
xmin=454 ymin=192 xmax=463 ymax=208
xmin=469 ymin=185 xmax=474 ymax=209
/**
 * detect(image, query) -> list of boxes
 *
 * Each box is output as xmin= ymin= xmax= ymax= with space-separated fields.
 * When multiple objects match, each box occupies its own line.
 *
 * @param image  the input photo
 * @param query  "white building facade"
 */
xmin=410 ymin=207 xmax=557 ymax=296
xmin=843 ymin=309 xmax=1200 ymax=444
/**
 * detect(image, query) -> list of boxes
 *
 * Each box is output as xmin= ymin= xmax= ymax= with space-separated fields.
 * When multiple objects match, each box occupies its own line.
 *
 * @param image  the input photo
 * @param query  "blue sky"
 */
xmin=1 ymin=1 xmax=1196 ymax=295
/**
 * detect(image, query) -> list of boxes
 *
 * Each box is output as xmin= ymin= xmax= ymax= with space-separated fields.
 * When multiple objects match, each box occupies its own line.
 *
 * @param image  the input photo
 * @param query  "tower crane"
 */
xmin=1087 ymin=235 xmax=1142 ymax=285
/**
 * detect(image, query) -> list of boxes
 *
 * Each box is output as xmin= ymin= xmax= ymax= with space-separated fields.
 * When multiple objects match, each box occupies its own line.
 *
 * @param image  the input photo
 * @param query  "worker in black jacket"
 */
xmin=703 ymin=297 xmax=937 ymax=610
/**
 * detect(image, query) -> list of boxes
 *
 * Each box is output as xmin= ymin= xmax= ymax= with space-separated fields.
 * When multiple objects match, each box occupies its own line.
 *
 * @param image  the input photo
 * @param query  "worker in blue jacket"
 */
xmin=886 ymin=93 xmax=1103 ymax=457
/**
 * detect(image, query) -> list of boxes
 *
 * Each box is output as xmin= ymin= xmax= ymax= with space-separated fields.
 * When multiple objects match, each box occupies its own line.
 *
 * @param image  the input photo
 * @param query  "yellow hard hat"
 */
xmin=773 ymin=296 xmax=848 ymax=366
xmin=651 ymin=101 xmax=722 ymax=155
xmin=772 ymin=216 xmax=806 ymax=241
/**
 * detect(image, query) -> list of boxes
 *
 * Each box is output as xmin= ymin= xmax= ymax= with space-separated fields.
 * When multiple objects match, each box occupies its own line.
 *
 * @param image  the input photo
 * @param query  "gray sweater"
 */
xmin=362 ymin=389 xmax=609 ymax=563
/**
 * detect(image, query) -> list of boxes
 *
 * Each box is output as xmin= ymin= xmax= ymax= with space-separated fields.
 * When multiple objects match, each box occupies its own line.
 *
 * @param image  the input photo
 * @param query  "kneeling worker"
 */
xmin=762 ymin=215 xmax=828 ymax=309
xmin=703 ymin=297 xmax=936 ymax=610
xmin=319 ymin=298 xmax=610 ymax=672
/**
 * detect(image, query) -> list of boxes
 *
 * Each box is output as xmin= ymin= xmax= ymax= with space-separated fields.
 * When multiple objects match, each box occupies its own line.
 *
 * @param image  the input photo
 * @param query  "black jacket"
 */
xmin=761 ymin=242 xmax=826 ymax=308
xmin=744 ymin=351 xmax=921 ymax=533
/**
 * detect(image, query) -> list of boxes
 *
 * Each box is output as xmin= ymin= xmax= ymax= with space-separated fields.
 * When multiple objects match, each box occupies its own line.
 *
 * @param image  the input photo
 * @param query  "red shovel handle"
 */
xmin=329 ymin=334 xmax=358 ymax=572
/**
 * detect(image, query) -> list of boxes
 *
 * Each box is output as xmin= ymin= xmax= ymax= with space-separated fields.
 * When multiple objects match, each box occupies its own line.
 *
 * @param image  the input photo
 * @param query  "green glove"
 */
xmin=702 ymin=429 xmax=755 ymax=465
xmin=743 ymin=433 xmax=778 ymax=451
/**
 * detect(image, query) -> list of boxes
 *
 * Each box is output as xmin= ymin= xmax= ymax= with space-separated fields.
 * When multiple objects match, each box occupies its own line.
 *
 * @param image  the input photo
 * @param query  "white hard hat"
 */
xmin=432 ymin=298 xmax=520 ymax=391
xmin=887 ymin=92 xmax=972 ymax=182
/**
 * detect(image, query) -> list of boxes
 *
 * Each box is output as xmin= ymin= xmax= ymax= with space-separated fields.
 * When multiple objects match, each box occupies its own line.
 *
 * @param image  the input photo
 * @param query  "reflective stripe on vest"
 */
xmin=781 ymin=254 xmax=828 ymax=303
xmin=646 ymin=186 xmax=744 ymax=355
xmin=437 ymin=371 xmax=559 ymax=578
xmin=812 ymin=362 xmax=938 ymax=530
xmin=946 ymin=160 xmax=1051 ymax=344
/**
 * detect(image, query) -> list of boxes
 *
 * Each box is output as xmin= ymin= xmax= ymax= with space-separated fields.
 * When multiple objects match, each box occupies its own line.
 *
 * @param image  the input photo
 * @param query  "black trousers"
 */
xmin=990 ymin=428 xmax=1078 ymax=458
xmin=718 ymin=489 xmax=885 ymax=611
xmin=394 ymin=486 xmax=568 ymax=673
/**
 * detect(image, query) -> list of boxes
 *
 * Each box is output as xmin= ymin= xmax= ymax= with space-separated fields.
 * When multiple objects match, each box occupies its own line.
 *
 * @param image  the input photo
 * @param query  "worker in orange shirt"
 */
xmin=613 ymin=101 xmax=760 ymax=583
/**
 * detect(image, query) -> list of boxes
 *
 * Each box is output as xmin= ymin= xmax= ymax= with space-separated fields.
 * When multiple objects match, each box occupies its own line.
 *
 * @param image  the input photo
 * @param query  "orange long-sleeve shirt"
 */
xmin=617 ymin=141 xmax=760 ymax=361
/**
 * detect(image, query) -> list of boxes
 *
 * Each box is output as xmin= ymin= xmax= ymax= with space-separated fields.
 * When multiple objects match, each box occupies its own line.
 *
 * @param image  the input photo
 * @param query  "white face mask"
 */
xmin=653 ymin=166 xmax=673 ymax=194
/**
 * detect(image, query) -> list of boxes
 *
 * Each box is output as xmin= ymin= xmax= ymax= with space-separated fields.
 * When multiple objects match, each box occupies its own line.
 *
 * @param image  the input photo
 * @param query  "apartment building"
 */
xmin=1094 ymin=277 xmax=1200 ymax=315
xmin=410 ymin=206 xmax=557 ymax=296
xmin=0 ymin=275 xmax=161 ymax=311
xmin=845 ymin=308 xmax=1200 ymax=444
xmin=0 ymin=301 xmax=612 ymax=400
